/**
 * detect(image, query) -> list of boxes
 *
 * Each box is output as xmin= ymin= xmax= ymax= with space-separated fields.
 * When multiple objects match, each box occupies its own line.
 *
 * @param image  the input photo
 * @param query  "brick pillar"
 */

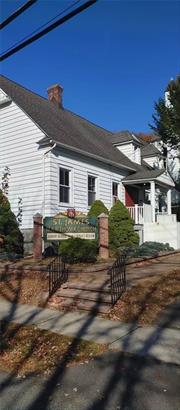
xmin=33 ymin=213 xmax=43 ymax=260
xmin=98 ymin=213 xmax=109 ymax=259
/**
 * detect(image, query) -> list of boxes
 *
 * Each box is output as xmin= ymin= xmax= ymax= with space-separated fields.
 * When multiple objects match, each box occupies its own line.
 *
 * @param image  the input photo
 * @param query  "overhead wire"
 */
xmin=0 ymin=0 xmax=38 ymax=30
xmin=3 ymin=0 xmax=82 ymax=55
xmin=0 ymin=0 xmax=98 ymax=62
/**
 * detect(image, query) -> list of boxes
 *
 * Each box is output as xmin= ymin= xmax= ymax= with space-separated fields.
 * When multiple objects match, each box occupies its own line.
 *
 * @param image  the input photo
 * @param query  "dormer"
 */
xmin=141 ymin=143 xmax=164 ymax=169
xmin=109 ymin=131 xmax=143 ymax=165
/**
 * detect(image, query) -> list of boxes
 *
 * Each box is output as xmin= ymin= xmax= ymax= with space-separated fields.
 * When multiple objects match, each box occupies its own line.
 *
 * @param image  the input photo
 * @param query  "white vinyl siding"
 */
xmin=0 ymin=88 xmax=129 ymax=228
xmin=48 ymin=148 xmax=127 ymax=216
xmin=143 ymin=156 xmax=160 ymax=168
xmin=116 ymin=143 xmax=141 ymax=164
xmin=0 ymin=90 xmax=46 ymax=229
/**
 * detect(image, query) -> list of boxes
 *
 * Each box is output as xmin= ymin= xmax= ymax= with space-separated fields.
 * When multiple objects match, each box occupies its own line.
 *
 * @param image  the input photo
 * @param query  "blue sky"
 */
xmin=1 ymin=0 xmax=180 ymax=132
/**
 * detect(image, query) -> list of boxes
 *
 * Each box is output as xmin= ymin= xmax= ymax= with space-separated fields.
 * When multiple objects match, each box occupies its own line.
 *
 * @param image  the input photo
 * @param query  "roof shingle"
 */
xmin=0 ymin=75 xmax=137 ymax=172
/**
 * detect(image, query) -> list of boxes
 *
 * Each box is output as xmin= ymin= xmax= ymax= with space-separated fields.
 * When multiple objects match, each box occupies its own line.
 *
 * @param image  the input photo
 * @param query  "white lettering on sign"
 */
xmin=47 ymin=232 xmax=96 ymax=240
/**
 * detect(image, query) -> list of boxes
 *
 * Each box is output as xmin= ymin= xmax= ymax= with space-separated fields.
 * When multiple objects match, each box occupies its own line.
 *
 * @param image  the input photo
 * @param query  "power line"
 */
xmin=0 ymin=0 xmax=38 ymax=30
xmin=3 ymin=0 xmax=82 ymax=55
xmin=0 ymin=0 xmax=98 ymax=62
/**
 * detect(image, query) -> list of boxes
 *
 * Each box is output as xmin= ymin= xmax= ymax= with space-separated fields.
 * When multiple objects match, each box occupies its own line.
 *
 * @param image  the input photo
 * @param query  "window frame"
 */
xmin=59 ymin=166 xmax=72 ymax=205
xmin=87 ymin=174 xmax=97 ymax=207
xmin=112 ymin=181 xmax=119 ymax=205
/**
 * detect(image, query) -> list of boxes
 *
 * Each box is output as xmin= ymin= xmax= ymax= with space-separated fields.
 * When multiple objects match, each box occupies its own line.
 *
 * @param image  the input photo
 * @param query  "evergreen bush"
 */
xmin=0 ymin=189 xmax=24 ymax=255
xmin=88 ymin=200 xmax=109 ymax=218
xmin=133 ymin=241 xmax=174 ymax=257
xmin=109 ymin=200 xmax=139 ymax=252
xmin=59 ymin=237 xmax=98 ymax=264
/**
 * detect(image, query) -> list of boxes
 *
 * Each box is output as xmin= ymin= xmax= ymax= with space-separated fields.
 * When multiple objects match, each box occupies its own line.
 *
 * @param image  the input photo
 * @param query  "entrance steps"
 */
xmin=48 ymin=266 xmax=112 ymax=314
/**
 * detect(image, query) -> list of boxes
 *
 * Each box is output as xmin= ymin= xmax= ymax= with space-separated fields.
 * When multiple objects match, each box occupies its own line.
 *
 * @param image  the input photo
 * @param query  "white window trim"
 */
xmin=58 ymin=165 xmax=74 ymax=207
xmin=111 ymin=179 xmax=122 ymax=207
xmin=87 ymin=172 xmax=99 ymax=209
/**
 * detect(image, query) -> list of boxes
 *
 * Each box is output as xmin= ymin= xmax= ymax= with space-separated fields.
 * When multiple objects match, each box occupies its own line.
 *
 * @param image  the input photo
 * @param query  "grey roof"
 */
xmin=141 ymin=144 xmax=161 ymax=157
xmin=123 ymin=168 xmax=164 ymax=182
xmin=108 ymin=131 xmax=143 ymax=145
xmin=0 ymin=75 xmax=137 ymax=172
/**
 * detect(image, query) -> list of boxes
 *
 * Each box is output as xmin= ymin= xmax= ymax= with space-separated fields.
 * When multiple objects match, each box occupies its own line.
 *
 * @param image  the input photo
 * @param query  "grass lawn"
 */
xmin=0 ymin=321 xmax=107 ymax=376
xmin=105 ymin=270 xmax=180 ymax=325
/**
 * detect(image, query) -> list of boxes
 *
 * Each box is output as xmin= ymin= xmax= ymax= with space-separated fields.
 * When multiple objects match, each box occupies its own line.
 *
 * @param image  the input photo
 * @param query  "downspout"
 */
xmin=43 ymin=142 xmax=56 ymax=218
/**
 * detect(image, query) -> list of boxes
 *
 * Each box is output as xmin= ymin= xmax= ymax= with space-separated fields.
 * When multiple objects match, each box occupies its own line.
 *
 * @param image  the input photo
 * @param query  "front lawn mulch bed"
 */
xmin=105 ymin=270 xmax=180 ymax=325
xmin=0 ymin=270 xmax=48 ymax=306
xmin=0 ymin=321 xmax=107 ymax=376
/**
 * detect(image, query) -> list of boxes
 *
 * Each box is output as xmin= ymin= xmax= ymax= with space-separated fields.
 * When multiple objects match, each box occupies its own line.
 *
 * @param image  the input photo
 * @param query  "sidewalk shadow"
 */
xmin=0 ymin=259 xmax=179 ymax=410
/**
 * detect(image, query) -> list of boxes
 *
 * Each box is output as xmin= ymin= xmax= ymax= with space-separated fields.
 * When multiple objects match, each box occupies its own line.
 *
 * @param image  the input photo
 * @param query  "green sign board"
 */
xmin=44 ymin=215 xmax=98 ymax=241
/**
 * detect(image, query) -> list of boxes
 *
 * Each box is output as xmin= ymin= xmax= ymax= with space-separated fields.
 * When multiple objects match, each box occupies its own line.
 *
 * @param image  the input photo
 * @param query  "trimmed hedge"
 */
xmin=88 ymin=200 xmax=109 ymax=218
xmin=109 ymin=200 xmax=139 ymax=252
xmin=59 ymin=237 xmax=98 ymax=264
xmin=0 ymin=189 xmax=24 ymax=255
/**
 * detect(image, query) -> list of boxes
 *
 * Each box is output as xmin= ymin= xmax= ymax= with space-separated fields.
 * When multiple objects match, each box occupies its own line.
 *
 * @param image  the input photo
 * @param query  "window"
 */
xmin=112 ymin=182 xmax=118 ymax=204
xmin=59 ymin=168 xmax=70 ymax=203
xmin=88 ymin=175 xmax=96 ymax=206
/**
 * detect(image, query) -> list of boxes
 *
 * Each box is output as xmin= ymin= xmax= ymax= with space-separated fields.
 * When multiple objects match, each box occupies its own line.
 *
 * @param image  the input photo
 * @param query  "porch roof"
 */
xmin=122 ymin=169 xmax=175 ymax=187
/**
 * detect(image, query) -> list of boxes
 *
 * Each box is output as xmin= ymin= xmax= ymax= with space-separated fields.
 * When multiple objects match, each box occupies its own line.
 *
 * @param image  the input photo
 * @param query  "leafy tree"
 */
xmin=0 ymin=189 xmax=24 ymax=255
xmin=150 ymin=74 xmax=180 ymax=149
xmin=88 ymin=200 xmax=109 ymax=218
xmin=150 ymin=74 xmax=180 ymax=191
xmin=109 ymin=200 xmax=139 ymax=252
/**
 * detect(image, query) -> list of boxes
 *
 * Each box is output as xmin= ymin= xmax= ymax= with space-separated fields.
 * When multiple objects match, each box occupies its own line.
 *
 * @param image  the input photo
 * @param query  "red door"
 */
xmin=125 ymin=187 xmax=138 ymax=206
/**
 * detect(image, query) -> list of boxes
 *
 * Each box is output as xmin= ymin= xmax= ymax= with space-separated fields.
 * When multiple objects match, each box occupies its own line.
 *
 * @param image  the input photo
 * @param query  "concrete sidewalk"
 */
xmin=0 ymin=297 xmax=180 ymax=366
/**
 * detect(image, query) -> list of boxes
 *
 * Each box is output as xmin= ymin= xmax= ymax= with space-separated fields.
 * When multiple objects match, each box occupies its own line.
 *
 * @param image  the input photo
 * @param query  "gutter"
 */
xmin=43 ymin=142 xmax=56 ymax=217
xmin=39 ymin=139 xmax=136 ymax=172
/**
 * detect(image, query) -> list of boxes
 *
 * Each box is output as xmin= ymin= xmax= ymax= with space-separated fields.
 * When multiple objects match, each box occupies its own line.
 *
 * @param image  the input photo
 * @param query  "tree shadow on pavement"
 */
xmin=0 ymin=258 xmax=179 ymax=410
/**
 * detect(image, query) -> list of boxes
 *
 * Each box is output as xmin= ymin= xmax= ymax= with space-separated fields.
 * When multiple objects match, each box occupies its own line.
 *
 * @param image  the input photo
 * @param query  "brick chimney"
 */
xmin=47 ymin=84 xmax=63 ymax=108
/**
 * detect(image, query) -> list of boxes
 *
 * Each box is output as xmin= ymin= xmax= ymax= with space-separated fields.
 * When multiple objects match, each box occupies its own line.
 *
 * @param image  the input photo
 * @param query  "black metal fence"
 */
xmin=108 ymin=250 xmax=127 ymax=306
xmin=48 ymin=254 xmax=68 ymax=297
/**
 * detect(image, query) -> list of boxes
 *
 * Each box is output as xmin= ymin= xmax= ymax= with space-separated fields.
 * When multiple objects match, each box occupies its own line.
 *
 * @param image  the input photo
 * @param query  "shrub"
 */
xmin=132 ymin=241 xmax=174 ymax=257
xmin=0 ymin=189 xmax=24 ymax=255
xmin=109 ymin=200 xmax=139 ymax=252
xmin=59 ymin=237 xmax=98 ymax=264
xmin=88 ymin=200 xmax=109 ymax=218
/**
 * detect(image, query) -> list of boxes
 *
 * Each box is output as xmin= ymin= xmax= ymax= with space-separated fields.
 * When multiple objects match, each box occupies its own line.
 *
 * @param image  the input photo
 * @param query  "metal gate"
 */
xmin=108 ymin=250 xmax=127 ymax=305
xmin=48 ymin=254 xmax=68 ymax=297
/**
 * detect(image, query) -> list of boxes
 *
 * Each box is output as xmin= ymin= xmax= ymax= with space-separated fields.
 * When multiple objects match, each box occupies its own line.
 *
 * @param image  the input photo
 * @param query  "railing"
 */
xmin=48 ymin=254 xmax=68 ymax=297
xmin=108 ymin=250 xmax=127 ymax=306
xmin=127 ymin=204 xmax=144 ymax=224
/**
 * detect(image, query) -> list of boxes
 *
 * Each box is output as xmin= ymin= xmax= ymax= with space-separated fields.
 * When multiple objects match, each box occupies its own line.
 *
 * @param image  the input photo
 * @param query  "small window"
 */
xmin=112 ymin=182 xmax=118 ymax=204
xmin=59 ymin=168 xmax=70 ymax=203
xmin=88 ymin=175 xmax=96 ymax=206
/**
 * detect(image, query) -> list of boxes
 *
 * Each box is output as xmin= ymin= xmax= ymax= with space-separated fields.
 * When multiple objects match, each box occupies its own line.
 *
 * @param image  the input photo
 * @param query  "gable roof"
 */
xmin=141 ymin=144 xmax=161 ymax=157
xmin=108 ymin=130 xmax=143 ymax=145
xmin=0 ymin=75 xmax=137 ymax=172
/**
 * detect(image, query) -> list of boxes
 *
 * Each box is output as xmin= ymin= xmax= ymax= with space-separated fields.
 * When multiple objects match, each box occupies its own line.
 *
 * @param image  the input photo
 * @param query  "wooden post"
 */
xmin=150 ymin=181 xmax=156 ymax=222
xmin=135 ymin=204 xmax=138 ymax=224
xmin=33 ymin=213 xmax=43 ymax=260
xmin=98 ymin=213 xmax=109 ymax=259
xmin=167 ymin=189 xmax=172 ymax=215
